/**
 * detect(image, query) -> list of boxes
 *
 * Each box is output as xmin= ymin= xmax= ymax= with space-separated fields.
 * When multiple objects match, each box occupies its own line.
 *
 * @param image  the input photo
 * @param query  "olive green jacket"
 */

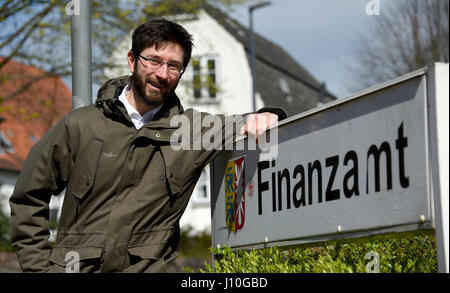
xmin=9 ymin=76 xmax=285 ymax=273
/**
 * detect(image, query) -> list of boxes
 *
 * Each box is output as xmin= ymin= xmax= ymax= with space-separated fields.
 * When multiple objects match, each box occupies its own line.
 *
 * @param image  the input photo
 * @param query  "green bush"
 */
xmin=0 ymin=209 xmax=14 ymax=252
xmin=178 ymin=226 xmax=212 ymax=259
xmin=197 ymin=231 xmax=437 ymax=273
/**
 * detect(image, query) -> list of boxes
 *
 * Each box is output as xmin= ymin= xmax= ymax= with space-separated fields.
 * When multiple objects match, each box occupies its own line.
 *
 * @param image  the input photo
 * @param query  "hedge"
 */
xmin=190 ymin=230 xmax=437 ymax=273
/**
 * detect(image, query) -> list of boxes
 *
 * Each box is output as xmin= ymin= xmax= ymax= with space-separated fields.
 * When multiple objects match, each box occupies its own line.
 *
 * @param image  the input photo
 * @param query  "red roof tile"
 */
xmin=0 ymin=57 xmax=72 ymax=172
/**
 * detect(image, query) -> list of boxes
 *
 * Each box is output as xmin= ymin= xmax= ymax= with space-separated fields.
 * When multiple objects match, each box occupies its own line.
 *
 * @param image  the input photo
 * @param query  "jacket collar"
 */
xmin=95 ymin=76 xmax=184 ymax=129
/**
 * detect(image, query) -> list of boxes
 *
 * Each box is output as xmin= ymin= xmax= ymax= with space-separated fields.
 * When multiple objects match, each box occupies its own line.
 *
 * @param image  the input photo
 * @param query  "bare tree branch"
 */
xmin=347 ymin=0 xmax=449 ymax=92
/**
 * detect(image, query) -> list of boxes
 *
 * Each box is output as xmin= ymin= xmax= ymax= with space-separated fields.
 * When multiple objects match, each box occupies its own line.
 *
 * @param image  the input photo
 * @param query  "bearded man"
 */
xmin=10 ymin=18 xmax=285 ymax=273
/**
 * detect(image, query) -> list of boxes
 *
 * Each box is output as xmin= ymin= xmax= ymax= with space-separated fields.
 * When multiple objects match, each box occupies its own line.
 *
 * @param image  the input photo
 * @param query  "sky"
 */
xmin=229 ymin=0 xmax=387 ymax=98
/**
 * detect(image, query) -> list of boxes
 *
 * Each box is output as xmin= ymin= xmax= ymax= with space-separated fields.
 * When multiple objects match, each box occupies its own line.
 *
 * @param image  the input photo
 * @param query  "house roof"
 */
xmin=0 ymin=57 xmax=72 ymax=172
xmin=203 ymin=5 xmax=336 ymax=117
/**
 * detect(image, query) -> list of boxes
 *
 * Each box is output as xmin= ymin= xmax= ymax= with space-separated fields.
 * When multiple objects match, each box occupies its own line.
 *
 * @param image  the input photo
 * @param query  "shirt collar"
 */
xmin=118 ymin=84 xmax=163 ymax=128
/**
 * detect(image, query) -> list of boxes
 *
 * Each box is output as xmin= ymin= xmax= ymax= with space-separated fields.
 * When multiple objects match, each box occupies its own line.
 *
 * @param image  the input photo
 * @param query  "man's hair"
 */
xmin=131 ymin=18 xmax=194 ymax=68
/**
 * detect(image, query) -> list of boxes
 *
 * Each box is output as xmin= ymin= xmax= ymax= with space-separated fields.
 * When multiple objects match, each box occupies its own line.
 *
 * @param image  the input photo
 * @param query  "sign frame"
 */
xmin=210 ymin=64 xmax=448 ymax=272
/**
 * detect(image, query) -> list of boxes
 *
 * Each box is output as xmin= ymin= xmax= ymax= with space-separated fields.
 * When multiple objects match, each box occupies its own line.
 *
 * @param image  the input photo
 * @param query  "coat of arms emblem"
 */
xmin=225 ymin=155 xmax=246 ymax=233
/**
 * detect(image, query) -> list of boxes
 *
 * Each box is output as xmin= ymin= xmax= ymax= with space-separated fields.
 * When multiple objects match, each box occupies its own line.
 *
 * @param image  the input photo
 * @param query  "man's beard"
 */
xmin=131 ymin=67 xmax=176 ymax=107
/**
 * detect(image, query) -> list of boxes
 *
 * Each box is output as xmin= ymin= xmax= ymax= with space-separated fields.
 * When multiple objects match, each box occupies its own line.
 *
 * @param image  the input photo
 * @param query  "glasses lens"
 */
xmin=140 ymin=56 xmax=183 ymax=75
xmin=149 ymin=59 xmax=160 ymax=67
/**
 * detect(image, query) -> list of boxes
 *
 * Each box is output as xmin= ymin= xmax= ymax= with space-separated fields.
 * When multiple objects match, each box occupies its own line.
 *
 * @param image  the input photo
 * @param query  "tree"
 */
xmin=347 ymin=0 xmax=449 ymax=92
xmin=0 ymin=0 xmax=249 ymax=106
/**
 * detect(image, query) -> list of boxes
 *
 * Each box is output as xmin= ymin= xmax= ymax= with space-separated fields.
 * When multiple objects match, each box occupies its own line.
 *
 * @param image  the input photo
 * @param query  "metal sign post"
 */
xmin=210 ymin=63 xmax=449 ymax=272
xmin=427 ymin=63 xmax=449 ymax=273
xmin=70 ymin=0 xmax=92 ymax=109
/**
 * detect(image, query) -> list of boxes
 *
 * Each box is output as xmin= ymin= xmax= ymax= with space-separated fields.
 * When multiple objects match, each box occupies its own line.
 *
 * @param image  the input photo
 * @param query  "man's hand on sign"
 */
xmin=240 ymin=112 xmax=278 ymax=142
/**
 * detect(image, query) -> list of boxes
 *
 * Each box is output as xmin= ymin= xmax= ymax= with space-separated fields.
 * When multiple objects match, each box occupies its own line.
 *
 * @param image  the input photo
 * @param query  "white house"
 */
xmin=105 ymin=5 xmax=335 ymax=234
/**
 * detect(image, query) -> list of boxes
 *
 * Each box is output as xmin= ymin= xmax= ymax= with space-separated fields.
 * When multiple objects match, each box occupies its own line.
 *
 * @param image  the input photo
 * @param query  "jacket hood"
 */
xmin=95 ymin=76 xmax=184 ymax=124
xmin=96 ymin=75 xmax=131 ymax=103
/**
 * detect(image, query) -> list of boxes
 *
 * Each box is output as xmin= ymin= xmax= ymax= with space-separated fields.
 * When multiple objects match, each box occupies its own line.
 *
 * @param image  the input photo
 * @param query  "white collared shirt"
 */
xmin=118 ymin=84 xmax=162 ymax=129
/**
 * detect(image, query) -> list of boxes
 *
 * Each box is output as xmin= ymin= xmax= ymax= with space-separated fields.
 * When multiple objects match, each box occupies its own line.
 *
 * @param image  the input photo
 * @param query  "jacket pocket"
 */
xmin=127 ymin=227 xmax=174 ymax=260
xmin=49 ymin=246 xmax=103 ymax=273
xmin=159 ymin=146 xmax=184 ymax=196
xmin=49 ymin=232 xmax=105 ymax=273
xmin=69 ymin=138 xmax=104 ymax=200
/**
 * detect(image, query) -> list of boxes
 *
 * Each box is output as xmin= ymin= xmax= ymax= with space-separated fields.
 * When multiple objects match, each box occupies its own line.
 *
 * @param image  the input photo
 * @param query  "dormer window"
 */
xmin=279 ymin=78 xmax=293 ymax=103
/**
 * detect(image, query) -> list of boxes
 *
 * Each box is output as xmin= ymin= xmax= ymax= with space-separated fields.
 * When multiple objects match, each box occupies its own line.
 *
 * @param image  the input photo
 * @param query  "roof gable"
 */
xmin=202 ymin=5 xmax=336 ymax=116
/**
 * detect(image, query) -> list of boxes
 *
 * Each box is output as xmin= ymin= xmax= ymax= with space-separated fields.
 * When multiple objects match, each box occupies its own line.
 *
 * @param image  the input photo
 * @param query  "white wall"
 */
xmin=0 ymin=170 xmax=17 ymax=217
xmin=1 ymin=169 xmax=64 ymax=242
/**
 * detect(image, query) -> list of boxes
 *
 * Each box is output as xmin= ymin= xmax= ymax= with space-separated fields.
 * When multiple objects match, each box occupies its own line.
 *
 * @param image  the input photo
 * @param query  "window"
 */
xmin=207 ymin=59 xmax=217 ymax=98
xmin=279 ymin=77 xmax=293 ymax=103
xmin=189 ymin=56 xmax=219 ymax=102
xmin=192 ymin=59 xmax=201 ymax=98
xmin=193 ymin=168 xmax=210 ymax=205
xmin=0 ymin=131 xmax=15 ymax=154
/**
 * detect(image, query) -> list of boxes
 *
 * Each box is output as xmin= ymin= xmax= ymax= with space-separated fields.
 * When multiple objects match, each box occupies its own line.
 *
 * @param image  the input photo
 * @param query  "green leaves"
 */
xmin=196 ymin=231 xmax=437 ymax=273
xmin=0 ymin=209 xmax=13 ymax=252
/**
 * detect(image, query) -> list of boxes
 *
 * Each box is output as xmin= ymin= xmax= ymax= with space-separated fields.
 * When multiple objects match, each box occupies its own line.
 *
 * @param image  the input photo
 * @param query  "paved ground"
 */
xmin=0 ymin=252 xmax=206 ymax=273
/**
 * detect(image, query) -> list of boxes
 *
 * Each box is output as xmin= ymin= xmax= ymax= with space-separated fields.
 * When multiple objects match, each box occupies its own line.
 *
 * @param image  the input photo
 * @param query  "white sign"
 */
xmin=210 ymin=64 xmax=448 ymax=272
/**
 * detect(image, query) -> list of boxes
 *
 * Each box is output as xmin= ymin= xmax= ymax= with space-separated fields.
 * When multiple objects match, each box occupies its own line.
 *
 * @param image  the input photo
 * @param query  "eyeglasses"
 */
xmin=138 ymin=55 xmax=185 ymax=75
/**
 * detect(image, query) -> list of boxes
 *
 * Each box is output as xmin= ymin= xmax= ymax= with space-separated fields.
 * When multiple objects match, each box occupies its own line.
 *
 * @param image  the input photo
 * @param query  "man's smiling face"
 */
xmin=128 ymin=41 xmax=185 ymax=107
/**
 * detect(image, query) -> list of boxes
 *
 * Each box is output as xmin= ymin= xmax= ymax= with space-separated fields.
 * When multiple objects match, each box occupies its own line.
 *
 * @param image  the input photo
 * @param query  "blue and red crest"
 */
xmin=224 ymin=155 xmax=246 ymax=233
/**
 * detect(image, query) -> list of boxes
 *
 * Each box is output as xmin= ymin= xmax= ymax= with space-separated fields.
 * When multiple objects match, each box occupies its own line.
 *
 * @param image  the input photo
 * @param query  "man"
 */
xmin=10 ymin=18 xmax=285 ymax=273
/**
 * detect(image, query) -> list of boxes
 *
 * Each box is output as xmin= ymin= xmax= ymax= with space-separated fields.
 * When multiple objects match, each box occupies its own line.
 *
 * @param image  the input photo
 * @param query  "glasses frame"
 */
xmin=138 ymin=54 xmax=185 ymax=75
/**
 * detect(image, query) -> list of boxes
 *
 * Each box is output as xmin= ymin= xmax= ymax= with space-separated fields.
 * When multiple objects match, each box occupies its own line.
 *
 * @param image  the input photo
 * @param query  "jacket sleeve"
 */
xmin=194 ymin=106 xmax=287 ymax=168
xmin=255 ymin=106 xmax=287 ymax=121
xmin=9 ymin=115 xmax=75 ymax=272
